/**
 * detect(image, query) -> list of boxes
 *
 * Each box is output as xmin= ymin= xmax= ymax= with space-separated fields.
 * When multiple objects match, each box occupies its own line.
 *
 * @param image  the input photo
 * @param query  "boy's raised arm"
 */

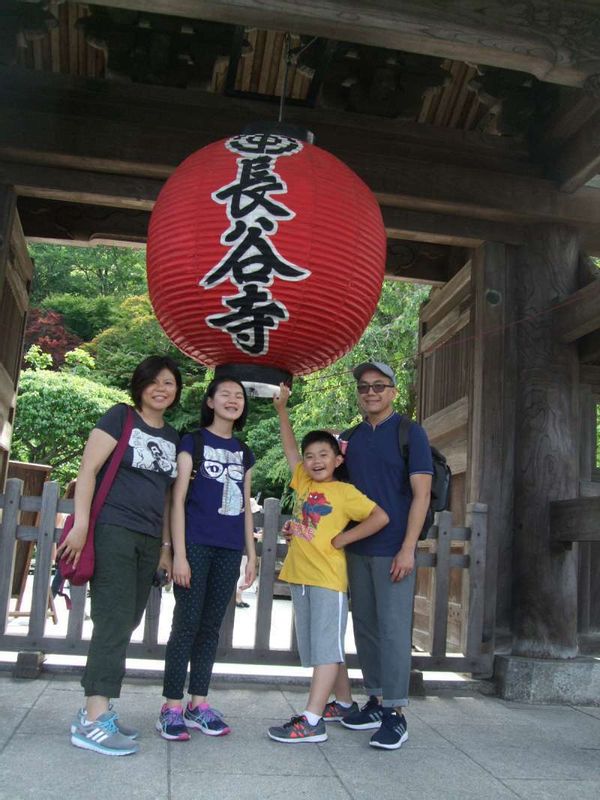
xmin=273 ymin=383 xmax=301 ymax=471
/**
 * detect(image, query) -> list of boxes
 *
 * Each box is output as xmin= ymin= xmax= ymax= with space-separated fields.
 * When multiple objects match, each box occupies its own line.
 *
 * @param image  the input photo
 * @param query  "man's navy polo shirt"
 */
xmin=344 ymin=412 xmax=433 ymax=556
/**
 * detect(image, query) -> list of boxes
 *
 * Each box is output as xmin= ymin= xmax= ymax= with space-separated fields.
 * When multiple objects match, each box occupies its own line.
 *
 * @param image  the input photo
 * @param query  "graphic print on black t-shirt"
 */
xmin=130 ymin=427 xmax=177 ymax=477
xmin=201 ymin=444 xmax=244 ymax=516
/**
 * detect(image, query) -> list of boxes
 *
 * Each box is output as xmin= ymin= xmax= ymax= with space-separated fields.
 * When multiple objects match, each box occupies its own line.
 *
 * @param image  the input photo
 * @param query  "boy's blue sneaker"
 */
xmin=268 ymin=715 xmax=327 ymax=743
xmin=71 ymin=711 xmax=140 ymax=756
xmin=184 ymin=703 xmax=231 ymax=736
xmin=156 ymin=704 xmax=191 ymax=741
xmin=340 ymin=695 xmax=383 ymax=730
xmin=71 ymin=704 xmax=139 ymax=739
xmin=322 ymin=700 xmax=359 ymax=722
xmin=369 ymin=710 xmax=408 ymax=750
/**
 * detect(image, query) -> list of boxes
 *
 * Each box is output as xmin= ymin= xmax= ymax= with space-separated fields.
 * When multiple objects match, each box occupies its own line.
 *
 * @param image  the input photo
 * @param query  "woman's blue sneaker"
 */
xmin=184 ymin=703 xmax=231 ymax=736
xmin=369 ymin=710 xmax=408 ymax=750
xmin=71 ymin=711 xmax=140 ymax=756
xmin=72 ymin=704 xmax=138 ymax=739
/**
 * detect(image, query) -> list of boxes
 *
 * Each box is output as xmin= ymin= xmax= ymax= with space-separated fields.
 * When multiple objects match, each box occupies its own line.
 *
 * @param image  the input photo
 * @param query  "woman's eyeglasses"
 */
xmin=357 ymin=382 xmax=394 ymax=394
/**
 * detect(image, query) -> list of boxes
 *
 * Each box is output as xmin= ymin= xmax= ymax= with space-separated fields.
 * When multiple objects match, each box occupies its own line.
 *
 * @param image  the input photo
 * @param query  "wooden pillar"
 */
xmin=0 ymin=185 xmax=17 ymax=487
xmin=468 ymin=242 xmax=517 ymax=651
xmin=512 ymin=224 xmax=580 ymax=657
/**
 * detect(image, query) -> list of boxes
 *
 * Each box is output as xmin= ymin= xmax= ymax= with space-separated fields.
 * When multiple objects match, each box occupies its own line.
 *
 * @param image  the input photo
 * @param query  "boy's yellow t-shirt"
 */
xmin=279 ymin=463 xmax=376 ymax=592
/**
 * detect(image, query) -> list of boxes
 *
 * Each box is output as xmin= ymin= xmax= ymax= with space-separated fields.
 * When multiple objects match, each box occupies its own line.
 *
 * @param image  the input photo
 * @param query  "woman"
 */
xmin=58 ymin=355 xmax=182 ymax=756
xmin=156 ymin=376 xmax=256 ymax=741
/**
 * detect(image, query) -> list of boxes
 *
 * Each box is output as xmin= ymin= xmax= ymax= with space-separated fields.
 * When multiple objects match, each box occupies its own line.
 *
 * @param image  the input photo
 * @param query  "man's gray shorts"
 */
xmin=290 ymin=584 xmax=348 ymax=667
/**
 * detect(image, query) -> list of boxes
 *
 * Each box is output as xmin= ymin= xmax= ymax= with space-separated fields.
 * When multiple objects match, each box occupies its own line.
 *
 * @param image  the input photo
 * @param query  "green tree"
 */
xmin=89 ymin=294 xmax=205 ymax=389
xmin=29 ymin=244 xmax=147 ymax=303
xmin=40 ymin=293 xmax=120 ymax=340
xmin=12 ymin=370 xmax=128 ymax=486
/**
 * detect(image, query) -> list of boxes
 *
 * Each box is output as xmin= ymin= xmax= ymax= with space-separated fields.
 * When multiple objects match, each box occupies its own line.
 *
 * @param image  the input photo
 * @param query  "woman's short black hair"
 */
xmin=300 ymin=430 xmax=342 ymax=456
xmin=200 ymin=376 xmax=249 ymax=431
xmin=130 ymin=355 xmax=183 ymax=410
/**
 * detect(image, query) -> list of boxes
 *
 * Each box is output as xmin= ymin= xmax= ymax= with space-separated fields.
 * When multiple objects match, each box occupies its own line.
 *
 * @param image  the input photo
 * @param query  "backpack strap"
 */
xmin=189 ymin=429 xmax=205 ymax=484
xmin=397 ymin=415 xmax=412 ymax=467
xmin=239 ymin=440 xmax=253 ymax=472
xmin=340 ymin=423 xmax=361 ymax=443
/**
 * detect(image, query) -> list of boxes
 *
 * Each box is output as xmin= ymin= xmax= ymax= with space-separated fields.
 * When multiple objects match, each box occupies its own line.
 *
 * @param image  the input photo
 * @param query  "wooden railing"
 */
xmin=0 ymin=478 xmax=490 ymax=674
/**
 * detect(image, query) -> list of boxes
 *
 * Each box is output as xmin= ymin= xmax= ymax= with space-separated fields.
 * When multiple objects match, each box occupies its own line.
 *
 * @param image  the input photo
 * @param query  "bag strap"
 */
xmin=340 ymin=423 xmax=361 ymax=443
xmin=90 ymin=405 xmax=135 ymax=516
xmin=190 ymin=428 xmax=205 ymax=484
xmin=397 ymin=415 xmax=411 ymax=465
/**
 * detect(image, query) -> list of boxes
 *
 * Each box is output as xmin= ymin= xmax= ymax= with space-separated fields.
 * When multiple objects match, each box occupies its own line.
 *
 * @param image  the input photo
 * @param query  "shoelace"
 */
xmin=198 ymin=706 xmax=225 ymax=723
xmin=95 ymin=713 xmax=119 ymax=735
xmin=283 ymin=715 xmax=306 ymax=729
xmin=361 ymin=696 xmax=380 ymax=712
xmin=163 ymin=708 xmax=185 ymax=725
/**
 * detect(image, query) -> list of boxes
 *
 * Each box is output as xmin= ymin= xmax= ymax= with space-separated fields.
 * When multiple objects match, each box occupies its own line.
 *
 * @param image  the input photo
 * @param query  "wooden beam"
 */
xmin=539 ymin=93 xmax=600 ymax=152
xmin=87 ymin=0 xmax=600 ymax=88
xmin=550 ymin=496 xmax=600 ymax=544
xmin=2 ymin=108 xmax=599 ymax=231
xmin=579 ymin=330 xmax=600 ymax=364
xmin=17 ymin=198 xmax=150 ymax=246
xmin=420 ymin=307 xmax=470 ymax=355
xmin=0 ymin=162 xmax=161 ymax=211
xmin=422 ymin=396 xmax=468 ymax=443
xmin=421 ymin=260 xmax=471 ymax=325
xmin=554 ymin=279 xmax=600 ymax=343
xmin=552 ymin=111 xmax=600 ymax=193
xmin=580 ymin=365 xmax=600 ymax=387
xmin=0 ymin=66 xmax=535 ymax=175
xmin=383 ymin=208 xmax=526 ymax=248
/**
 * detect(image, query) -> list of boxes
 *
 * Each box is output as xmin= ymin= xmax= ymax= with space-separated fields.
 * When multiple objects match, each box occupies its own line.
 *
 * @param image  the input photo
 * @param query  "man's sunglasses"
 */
xmin=357 ymin=382 xmax=394 ymax=394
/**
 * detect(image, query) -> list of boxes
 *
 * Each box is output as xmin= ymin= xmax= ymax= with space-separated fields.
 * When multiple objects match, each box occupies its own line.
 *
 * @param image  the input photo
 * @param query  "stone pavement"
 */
xmin=0 ymin=672 xmax=599 ymax=800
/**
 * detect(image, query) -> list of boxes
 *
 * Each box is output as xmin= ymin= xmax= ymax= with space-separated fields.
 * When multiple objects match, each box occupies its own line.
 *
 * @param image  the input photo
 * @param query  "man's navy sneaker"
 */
xmin=369 ymin=709 xmax=408 ymax=750
xmin=339 ymin=695 xmax=383 ymax=730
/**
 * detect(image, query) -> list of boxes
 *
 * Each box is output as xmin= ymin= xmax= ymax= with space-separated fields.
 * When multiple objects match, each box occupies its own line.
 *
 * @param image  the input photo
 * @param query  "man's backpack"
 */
xmin=340 ymin=417 xmax=451 ymax=540
xmin=187 ymin=428 xmax=253 ymax=489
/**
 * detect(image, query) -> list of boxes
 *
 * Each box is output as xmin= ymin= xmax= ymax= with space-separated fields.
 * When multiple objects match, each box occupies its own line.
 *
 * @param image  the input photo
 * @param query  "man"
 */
xmin=338 ymin=361 xmax=432 ymax=750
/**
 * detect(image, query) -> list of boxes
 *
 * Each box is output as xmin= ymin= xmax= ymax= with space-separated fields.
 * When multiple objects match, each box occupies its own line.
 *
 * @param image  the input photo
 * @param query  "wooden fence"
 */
xmin=0 ymin=478 xmax=491 ymax=674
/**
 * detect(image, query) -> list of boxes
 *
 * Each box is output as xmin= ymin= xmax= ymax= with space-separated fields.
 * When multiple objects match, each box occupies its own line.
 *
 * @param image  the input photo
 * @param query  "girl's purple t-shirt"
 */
xmin=181 ymin=429 xmax=255 ymax=551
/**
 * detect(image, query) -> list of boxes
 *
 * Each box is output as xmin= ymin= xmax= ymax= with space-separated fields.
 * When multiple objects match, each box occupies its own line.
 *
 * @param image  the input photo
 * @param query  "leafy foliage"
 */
xmin=89 ymin=294 xmax=206 ymax=390
xmin=29 ymin=244 xmax=147 ymax=303
xmin=24 ymin=308 xmax=82 ymax=368
xmin=12 ymin=370 xmax=128 ymax=486
xmin=63 ymin=347 xmax=96 ymax=377
xmin=24 ymin=345 xmax=53 ymax=371
xmin=40 ymin=293 xmax=120 ymax=341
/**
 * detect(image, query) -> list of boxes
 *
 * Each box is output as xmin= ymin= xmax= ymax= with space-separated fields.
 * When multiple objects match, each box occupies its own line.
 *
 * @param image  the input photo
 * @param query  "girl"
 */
xmin=157 ymin=376 xmax=256 ymax=740
xmin=58 ymin=355 xmax=182 ymax=756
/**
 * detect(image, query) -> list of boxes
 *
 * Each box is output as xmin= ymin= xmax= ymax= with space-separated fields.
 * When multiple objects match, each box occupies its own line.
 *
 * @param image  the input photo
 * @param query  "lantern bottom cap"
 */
xmin=215 ymin=364 xmax=292 ymax=398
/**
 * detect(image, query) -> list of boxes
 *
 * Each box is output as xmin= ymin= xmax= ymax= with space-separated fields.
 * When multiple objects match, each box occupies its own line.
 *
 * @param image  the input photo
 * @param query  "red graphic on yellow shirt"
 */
xmin=288 ymin=491 xmax=332 ymax=541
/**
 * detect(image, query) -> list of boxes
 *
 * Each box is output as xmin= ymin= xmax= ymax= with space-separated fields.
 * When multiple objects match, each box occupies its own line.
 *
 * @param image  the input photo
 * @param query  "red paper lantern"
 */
xmin=147 ymin=130 xmax=386 ymax=384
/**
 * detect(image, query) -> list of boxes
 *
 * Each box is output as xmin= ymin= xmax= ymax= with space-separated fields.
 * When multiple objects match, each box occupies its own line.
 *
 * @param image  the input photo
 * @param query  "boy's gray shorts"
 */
xmin=290 ymin=584 xmax=348 ymax=667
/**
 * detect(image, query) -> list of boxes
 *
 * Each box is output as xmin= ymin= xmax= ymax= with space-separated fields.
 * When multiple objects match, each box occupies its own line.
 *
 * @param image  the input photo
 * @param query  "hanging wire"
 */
xmin=278 ymin=33 xmax=318 ymax=123
xmin=278 ymin=33 xmax=292 ymax=123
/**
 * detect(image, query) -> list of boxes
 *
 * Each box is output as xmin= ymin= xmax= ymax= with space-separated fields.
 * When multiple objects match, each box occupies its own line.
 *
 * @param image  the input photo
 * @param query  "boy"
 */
xmin=268 ymin=384 xmax=389 ymax=744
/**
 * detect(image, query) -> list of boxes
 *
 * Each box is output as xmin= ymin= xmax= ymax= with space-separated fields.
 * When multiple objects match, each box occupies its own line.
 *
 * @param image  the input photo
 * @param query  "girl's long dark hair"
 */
xmin=200 ymin=376 xmax=249 ymax=431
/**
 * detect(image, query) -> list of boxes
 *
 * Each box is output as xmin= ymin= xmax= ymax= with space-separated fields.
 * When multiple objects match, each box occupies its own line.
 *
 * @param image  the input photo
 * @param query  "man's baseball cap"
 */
xmin=352 ymin=361 xmax=396 ymax=386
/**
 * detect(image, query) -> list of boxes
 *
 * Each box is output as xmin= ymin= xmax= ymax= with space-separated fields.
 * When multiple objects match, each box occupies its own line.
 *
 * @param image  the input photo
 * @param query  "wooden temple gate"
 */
xmin=0 ymin=1 xmax=599 ymax=684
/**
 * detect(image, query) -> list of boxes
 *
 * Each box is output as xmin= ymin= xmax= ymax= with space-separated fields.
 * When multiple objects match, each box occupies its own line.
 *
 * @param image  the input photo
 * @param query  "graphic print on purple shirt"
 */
xmin=181 ymin=429 xmax=255 ymax=551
